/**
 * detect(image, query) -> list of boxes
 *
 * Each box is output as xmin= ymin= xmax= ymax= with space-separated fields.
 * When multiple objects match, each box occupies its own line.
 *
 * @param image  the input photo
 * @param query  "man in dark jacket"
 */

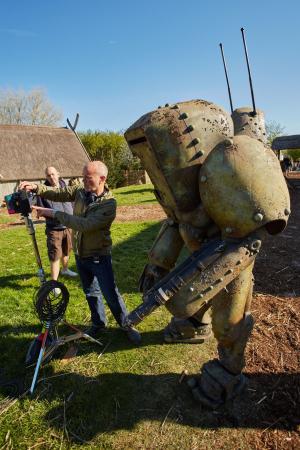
xmin=19 ymin=161 xmax=141 ymax=345
xmin=39 ymin=167 xmax=78 ymax=280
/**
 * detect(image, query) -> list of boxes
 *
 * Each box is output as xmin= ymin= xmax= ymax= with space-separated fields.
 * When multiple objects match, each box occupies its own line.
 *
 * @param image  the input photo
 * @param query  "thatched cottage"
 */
xmin=0 ymin=124 xmax=90 ymax=199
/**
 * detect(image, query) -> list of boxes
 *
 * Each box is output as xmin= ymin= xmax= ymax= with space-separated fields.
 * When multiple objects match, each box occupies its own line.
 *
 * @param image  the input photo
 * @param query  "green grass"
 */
xmin=112 ymin=183 xmax=157 ymax=206
xmin=0 ymin=210 xmax=20 ymax=225
xmin=0 ymin=222 xmax=219 ymax=449
xmin=0 ymin=220 xmax=267 ymax=449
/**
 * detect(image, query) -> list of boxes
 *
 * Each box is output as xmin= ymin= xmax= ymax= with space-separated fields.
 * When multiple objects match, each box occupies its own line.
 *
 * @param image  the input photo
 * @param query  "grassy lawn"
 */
xmin=0 ymin=210 xmax=21 ymax=225
xmin=0 ymin=222 xmax=221 ymax=449
xmin=0 ymin=204 xmax=276 ymax=449
xmin=112 ymin=183 xmax=156 ymax=206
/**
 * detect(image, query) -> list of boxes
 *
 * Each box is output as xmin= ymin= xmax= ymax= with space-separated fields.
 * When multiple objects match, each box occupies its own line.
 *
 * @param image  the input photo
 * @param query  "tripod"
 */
xmin=23 ymin=213 xmax=102 ymax=395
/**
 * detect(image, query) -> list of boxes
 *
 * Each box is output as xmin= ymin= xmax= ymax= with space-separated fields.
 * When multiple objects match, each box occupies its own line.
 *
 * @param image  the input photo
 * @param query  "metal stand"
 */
xmin=42 ymin=321 xmax=102 ymax=363
xmin=24 ymin=214 xmax=46 ymax=284
xmin=29 ymin=322 xmax=50 ymax=394
xmin=23 ymin=213 xmax=102 ymax=395
xmin=29 ymin=321 xmax=102 ymax=394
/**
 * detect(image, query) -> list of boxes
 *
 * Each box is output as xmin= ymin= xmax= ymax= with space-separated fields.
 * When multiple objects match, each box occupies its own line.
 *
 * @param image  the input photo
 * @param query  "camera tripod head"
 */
xmin=5 ymin=190 xmax=34 ymax=217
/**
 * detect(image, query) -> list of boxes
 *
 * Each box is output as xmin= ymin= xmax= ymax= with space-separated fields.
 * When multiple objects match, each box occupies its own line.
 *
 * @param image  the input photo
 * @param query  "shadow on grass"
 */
xmin=137 ymin=199 xmax=158 ymax=204
xmin=0 ymin=326 xmax=299 ymax=438
xmin=117 ymin=188 xmax=154 ymax=196
xmin=0 ymin=325 xmax=165 ymax=392
xmin=0 ymin=274 xmax=38 ymax=289
xmin=3 ymin=370 xmax=297 ymax=440
xmin=0 ymin=326 xmax=166 ymax=376
xmin=42 ymin=371 xmax=300 ymax=437
xmin=53 ymin=371 xmax=300 ymax=431
xmin=0 ymin=324 xmax=165 ymax=354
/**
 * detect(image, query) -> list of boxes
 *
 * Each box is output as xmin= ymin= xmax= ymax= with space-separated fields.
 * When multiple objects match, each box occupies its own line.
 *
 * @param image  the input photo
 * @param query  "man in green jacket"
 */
xmin=19 ymin=161 xmax=141 ymax=345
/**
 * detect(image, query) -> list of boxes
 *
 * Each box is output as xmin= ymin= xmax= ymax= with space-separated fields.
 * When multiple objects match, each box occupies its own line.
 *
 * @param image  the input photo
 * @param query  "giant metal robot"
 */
xmin=123 ymin=30 xmax=290 ymax=407
xmin=124 ymin=99 xmax=290 ymax=408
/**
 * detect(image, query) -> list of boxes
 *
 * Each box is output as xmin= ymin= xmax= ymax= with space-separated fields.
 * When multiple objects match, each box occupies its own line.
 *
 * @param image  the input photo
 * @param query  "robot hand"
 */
xmin=138 ymin=264 xmax=169 ymax=295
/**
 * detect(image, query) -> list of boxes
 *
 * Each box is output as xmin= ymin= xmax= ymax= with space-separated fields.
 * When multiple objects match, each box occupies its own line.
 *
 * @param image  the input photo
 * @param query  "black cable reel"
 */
xmin=34 ymin=280 xmax=69 ymax=326
xmin=25 ymin=281 xmax=70 ymax=368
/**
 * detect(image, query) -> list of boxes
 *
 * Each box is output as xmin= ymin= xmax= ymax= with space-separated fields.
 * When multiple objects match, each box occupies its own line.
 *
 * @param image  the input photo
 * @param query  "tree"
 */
xmin=79 ymin=130 xmax=142 ymax=188
xmin=284 ymin=149 xmax=300 ymax=160
xmin=265 ymin=120 xmax=285 ymax=146
xmin=0 ymin=88 xmax=62 ymax=126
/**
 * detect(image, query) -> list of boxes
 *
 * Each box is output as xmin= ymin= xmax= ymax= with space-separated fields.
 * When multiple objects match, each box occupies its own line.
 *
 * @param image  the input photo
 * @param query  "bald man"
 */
xmin=38 ymin=166 xmax=77 ymax=280
xmin=19 ymin=161 xmax=141 ymax=345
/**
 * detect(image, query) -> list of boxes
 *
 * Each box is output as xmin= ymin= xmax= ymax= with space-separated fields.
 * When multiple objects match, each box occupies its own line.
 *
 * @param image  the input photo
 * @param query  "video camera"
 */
xmin=4 ymin=191 xmax=35 ymax=216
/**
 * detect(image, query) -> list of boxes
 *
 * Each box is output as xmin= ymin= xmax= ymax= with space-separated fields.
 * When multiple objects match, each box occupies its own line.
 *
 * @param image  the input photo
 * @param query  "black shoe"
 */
xmin=85 ymin=324 xmax=106 ymax=338
xmin=121 ymin=326 xmax=141 ymax=345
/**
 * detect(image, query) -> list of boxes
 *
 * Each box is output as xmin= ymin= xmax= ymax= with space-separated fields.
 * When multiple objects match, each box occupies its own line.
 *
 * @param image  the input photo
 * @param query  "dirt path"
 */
xmin=254 ymin=180 xmax=300 ymax=297
xmin=0 ymin=203 xmax=166 ymax=229
xmin=116 ymin=204 xmax=165 ymax=222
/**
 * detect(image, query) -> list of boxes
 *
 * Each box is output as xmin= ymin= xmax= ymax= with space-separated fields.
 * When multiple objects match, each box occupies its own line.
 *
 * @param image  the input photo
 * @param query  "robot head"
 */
xmin=232 ymin=107 xmax=267 ymax=144
xmin=199 ymin=134 xmax=290 ymax=238
xmin=125 ymin=100 xmax=233 ymax=215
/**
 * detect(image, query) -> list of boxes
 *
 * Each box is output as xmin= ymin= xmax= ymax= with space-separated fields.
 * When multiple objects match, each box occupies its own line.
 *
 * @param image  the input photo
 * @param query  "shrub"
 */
xmin=79 ymin=130 xmax=141 ymax=188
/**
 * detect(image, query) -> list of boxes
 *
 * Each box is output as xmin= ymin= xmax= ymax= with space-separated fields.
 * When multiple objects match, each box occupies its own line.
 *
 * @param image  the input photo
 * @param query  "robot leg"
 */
xmin=188 ymin=263 xmax=254 ymax=408
xmin=164 ymin=223 xmax=214 ymax=344
xmin=163 ymin=301 xmax=213 ymax=344
xmin=139 ymin=219 xmax=213 ymax=343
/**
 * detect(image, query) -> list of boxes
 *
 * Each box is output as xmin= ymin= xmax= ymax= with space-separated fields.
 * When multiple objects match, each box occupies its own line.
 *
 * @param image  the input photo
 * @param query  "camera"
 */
xmin=5 ymin=191 xmax=34 ymax=216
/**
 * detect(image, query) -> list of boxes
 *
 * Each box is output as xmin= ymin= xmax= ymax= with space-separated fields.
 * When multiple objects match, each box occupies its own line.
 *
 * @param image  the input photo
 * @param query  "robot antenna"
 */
xmin=219 ymin=43 xmax=234 ymax=114
xmin=240 ymin=27 xmax=257 ymax=116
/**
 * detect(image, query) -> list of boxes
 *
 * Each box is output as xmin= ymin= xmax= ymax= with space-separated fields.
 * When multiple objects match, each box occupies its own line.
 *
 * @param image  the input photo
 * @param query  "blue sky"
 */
xmin=1 ymin=0 xmax=299 ymax=134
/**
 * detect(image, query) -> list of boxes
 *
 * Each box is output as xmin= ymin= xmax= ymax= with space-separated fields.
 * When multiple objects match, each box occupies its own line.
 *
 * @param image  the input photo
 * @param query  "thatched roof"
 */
xmin=0 ymin=124 xmax=90 ymax=182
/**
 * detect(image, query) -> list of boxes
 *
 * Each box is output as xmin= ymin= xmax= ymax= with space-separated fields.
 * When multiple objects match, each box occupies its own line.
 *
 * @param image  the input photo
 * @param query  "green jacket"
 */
xmin=37 ymin=183 xmax=116 ymax=257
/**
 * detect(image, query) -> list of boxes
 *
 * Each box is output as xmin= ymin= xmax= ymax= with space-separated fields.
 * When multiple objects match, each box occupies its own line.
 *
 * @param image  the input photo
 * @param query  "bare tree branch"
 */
xmin=0 ymin=88 xmax=62 ymax=126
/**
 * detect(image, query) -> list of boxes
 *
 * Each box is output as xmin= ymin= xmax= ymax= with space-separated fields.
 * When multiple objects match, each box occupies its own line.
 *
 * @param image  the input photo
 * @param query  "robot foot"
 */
xmin=187 ymin=359 xmax=246 ymax=409
xmin=163 ymin=318 xmax=212 ymax=344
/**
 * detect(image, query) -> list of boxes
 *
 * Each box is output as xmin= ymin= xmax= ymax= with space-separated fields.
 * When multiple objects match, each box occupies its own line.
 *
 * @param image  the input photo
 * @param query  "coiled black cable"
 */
xmin=33 ymin=280 xmax=69 ymax=325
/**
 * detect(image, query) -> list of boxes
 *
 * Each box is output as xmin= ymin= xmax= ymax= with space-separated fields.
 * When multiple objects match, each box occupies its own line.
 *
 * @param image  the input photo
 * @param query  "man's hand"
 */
xmin=32 ymin=206 xmax=55 ymax=219
xmin=18 ymin=181 xmax=38 ymax=192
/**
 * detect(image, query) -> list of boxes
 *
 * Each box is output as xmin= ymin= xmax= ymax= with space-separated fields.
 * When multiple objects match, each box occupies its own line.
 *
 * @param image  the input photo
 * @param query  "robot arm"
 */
xmin=126 ymin=229 xmax=264 ymax=327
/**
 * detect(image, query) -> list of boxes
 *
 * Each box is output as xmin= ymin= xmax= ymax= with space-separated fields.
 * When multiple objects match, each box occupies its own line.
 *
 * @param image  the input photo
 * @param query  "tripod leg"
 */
xmin=29 ymin=325 xmax=49 ymax=395
xmin=82 ymin=333 xmax=103 ymax=346
xmin=24 ymin=216 xmax=46 ymax=284
xmin=63 ymin=320 xmax=103 ymax=346
xmin=59 ymin=331 xmax=103 ymax=346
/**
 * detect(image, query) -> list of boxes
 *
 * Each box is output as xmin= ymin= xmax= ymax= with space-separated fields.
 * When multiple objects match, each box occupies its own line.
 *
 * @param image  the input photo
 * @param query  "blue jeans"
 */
xmin=75 ymin=255 xmax=128 ymax=328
